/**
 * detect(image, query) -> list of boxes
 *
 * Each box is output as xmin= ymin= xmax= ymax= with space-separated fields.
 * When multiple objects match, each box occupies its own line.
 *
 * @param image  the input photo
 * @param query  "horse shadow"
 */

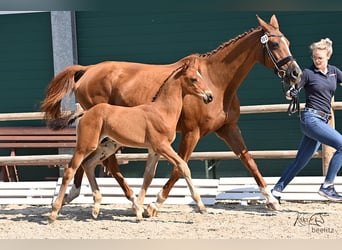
xmin=0 ymin=204 xmax=195 ymax=225
xmin=0 ymin=204 xmax=138 ymax=225
xmin=206 ymin=201 xmax=303 ymax=216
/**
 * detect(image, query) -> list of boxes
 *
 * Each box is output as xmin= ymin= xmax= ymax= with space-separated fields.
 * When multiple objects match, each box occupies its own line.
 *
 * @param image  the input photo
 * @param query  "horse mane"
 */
xmin=151 ymin=64 xmax=185 ymax=102
xmin=199 ymin=27 xmax=261 ymax=58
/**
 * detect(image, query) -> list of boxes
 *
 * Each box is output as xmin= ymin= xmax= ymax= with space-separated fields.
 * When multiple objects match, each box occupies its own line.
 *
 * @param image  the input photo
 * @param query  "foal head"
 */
xmin=256 ymin=14 xmax=302 ymax=87
xmin=175 ymin=57 xmax=213 ymax=104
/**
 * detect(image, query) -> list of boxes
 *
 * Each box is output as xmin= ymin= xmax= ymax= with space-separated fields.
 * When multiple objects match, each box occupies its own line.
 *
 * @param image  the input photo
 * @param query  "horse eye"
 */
xmin=271 ymin=42 xmax=279 ymax=50
xmin=190 ymin=78 xmax=197 ymax=83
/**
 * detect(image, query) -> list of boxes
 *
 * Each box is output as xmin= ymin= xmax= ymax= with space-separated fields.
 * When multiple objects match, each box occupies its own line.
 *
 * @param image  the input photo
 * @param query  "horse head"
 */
xmin=257 ymin=14 xmax=302 ymax=87
xmin=177 ymin=57 xmax=213 ymax=104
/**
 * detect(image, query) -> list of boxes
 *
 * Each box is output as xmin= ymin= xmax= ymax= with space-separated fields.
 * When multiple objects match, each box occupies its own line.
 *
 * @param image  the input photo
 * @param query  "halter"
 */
xmin=261 ymin=33 xmax=300 ymax=116
xmin=261 ymin=33 xmax=294 ymax=79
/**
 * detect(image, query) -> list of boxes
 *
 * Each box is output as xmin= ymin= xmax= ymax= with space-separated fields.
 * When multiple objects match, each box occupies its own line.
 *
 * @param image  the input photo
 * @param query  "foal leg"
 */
xmin=49 ymin=152 xmax=85 ymax=222
xmin=64 ymin=138 xmax=120 ymax=204
xmin=82 ymin=162 xmax=102 ymax=219
xmin=148 ymin=130 xmax=200 ymax=216
xmin=76 ymin=139 xmax=120 ymax=217
xmin=216 ymin=124 xmax=280 ymax=210
xmin=135 ymin=151 xmax=160 ymax=222
xmin=63 ymin=167 xmax=83 ymax=204
xmin=160 ymin=144 xmax=206 ymax=214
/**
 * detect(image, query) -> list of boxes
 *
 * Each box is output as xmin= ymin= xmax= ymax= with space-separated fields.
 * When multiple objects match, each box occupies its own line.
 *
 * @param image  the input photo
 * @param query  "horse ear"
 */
xmin=256 ymin=14 xmax=279 ymax=31
xmin=182 ymin=58 xmax=193 ymax=72
xmin=256 ymin=14 xmax=267 ymax=28
xmin=269 ymin=14 xmax=279 ymax=29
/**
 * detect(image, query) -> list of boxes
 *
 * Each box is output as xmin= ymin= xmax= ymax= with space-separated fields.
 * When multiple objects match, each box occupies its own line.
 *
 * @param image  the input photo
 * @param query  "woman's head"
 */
xmin=310 ymin=38 xmax=333 ymax=70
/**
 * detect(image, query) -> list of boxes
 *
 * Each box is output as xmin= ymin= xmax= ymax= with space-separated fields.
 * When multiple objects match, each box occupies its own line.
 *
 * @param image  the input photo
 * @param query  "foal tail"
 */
xmin=40 ymin=64 xmax=90 ymax=121
xmin=47 ymin=109 xmax=85 ymax=130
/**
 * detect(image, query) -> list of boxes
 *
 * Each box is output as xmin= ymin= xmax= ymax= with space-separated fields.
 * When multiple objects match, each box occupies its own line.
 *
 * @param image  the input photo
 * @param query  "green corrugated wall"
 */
xmin=0 ymin=12 xmax=57 ymax=180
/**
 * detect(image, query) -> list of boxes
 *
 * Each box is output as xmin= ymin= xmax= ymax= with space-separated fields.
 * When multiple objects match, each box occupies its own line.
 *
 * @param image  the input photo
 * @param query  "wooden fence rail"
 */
xmin=2 ymin=102 xmax=342 ymax=121
xmin=1 ymin=102 xmax=341 ymax=177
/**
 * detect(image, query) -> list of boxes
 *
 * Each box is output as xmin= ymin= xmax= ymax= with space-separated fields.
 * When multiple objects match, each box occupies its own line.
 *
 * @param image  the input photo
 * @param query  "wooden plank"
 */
xmin=54 ymin=177 xmax=218 ymax=205
xmin=0 ymin=135 xmax=76 ymax=141
xmin=216 ymin=192 xmax=333 ymax=201
xmin=0 ymin=154 xmax=72 ymax=166
xmin=0 ymin=126 xmax=75 ymax=135
xmin=217 ymin=184 xmax=334 ymax=193
xmin=219 ymin=176 xmax=342 ymax=185
xmin=216 ymin=176 xmax=342 ymax=202
xmin=2 ymin=176 xmax=342 ymax=205
xmin=0 ymin=112 xmax=46 ymax=121
xmin=0 ymin=150 xmax=322 ymax=167
xmin=0 ymin=102 xmax=341 ymax=121
xmin=0 ymin=181 xmax=56 ymax=204
xmin=115 ymin=150 xmax=322 ymax=161
xmin=0 ymin=142 xmax=76 ymax=148
xmin=0 ymin=198 xmax=54 ymax=205
xmin=0 ymin=189 xmax=55 ymax=197
xmin=0 ymin=181 xmax=57 ymax=189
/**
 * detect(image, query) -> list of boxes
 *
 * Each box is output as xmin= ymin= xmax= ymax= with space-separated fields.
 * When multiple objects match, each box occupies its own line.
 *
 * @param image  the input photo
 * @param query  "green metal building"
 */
xmin=1 ymin=11 xmax=342 ymax=180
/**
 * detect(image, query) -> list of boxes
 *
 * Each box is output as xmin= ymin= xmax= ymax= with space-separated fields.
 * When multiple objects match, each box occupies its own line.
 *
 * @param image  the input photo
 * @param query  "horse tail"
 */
xmin=47 ymin=109 xmax=85 ymax=130
xmin=40 ymin=65 xmax=90 ymax=121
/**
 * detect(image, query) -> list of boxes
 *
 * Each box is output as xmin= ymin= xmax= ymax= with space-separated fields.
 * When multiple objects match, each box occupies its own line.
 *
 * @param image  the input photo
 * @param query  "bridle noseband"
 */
xmin=261 ymin=33 xmax=295 ymax=79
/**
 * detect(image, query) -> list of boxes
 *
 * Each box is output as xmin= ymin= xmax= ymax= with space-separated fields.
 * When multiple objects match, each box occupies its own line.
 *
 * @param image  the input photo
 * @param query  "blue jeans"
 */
xmin=273 ymin=110 xmax=342 ymax=192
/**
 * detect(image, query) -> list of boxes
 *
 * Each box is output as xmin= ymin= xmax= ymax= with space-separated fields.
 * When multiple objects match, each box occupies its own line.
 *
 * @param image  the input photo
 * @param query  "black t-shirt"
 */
xmin=298 ymin=64 xmax=342 ymax=114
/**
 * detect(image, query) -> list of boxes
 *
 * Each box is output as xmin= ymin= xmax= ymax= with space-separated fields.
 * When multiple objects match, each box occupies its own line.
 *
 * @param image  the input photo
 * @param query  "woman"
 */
xmin=272 ymin=38 xmax=342 ymax=201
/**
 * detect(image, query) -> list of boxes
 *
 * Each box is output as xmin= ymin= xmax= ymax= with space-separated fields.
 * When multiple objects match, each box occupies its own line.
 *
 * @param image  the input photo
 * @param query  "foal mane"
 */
xmin=199 ymin=27 xmax=261 ymax=58
xmin=151 ymin=64 xmax=186 ymax=102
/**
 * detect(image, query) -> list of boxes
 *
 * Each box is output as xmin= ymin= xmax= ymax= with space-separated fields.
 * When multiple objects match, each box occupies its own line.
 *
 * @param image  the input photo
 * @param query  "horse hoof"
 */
xmin=136 ymin=216 xmax=143 ymax=223
xmin=48 ymin=213 xmax=57 ymax=223
xmin=92 ymin=209 xmax=99 ymax=219
xmin=146 ymin=203 xmax=158 ymax=217
xmin=199 ymin=209 xmax=208 ymax=215
xmin=266 ymin=201 xmax=281 ymax=210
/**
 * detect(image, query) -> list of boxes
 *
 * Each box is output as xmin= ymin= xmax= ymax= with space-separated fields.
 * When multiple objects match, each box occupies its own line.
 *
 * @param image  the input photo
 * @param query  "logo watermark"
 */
xmin=294 ymin=212 xmax=336 ymax=234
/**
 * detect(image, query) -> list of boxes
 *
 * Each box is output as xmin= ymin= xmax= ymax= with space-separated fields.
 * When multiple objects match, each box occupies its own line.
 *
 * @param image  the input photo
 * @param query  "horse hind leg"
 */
xmin=79 ymin=138 xmax=121 ymax=218
xmin=64 ymin=138 xmax=119 ymax=205
xmin=63 ymin=167 xmax=83 ymax=204
xmin=49 ymin=152 xmax=85 ymax=222
xmin=82 ymin=162 xmax=102 ymax=219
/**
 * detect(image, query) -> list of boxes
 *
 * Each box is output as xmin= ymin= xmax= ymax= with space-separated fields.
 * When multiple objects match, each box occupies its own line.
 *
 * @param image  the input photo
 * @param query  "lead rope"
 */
xmin=282 ymin=81 xmax=300 ymax=117
xmin=288 ymin=95 xmax=300 ymax=116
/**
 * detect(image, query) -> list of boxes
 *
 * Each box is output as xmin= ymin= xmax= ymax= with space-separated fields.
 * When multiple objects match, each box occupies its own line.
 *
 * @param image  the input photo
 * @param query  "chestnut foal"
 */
xmin=49 ymin=57 xmax=213 ymax=222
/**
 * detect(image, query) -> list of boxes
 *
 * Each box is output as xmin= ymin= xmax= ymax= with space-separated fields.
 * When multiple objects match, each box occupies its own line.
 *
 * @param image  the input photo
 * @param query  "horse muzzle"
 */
xmin=284 ymin=61 xmax=302 ymax=86
xmin=202 ymin=91 xmax=213 ymax=104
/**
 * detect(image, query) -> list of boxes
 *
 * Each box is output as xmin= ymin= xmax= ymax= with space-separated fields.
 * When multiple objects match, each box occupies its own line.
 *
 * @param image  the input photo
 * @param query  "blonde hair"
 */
xmin=310 ymin=38 xmax=333 ymax=58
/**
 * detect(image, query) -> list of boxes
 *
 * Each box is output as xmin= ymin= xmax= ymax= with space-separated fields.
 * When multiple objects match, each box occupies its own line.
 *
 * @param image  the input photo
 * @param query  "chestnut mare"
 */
xmin=48 ymin=57 xmax=213 ymax=222
xmin=41 ymin=15 xmax=302 ymax=216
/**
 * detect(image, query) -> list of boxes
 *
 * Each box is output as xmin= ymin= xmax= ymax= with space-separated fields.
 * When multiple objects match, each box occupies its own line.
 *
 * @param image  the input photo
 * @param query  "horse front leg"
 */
xmin=159 ymin=144 xmax=206 ymax=214
xmin=148 ymin=130 xmax=200 ymax=215
xmin=103 ymin=155 xmax=137 ymax=207
xmin=216 ymin=124 xmax=280 ymax=210
xmin=135 ymin=150 xmax=160 ymax=222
